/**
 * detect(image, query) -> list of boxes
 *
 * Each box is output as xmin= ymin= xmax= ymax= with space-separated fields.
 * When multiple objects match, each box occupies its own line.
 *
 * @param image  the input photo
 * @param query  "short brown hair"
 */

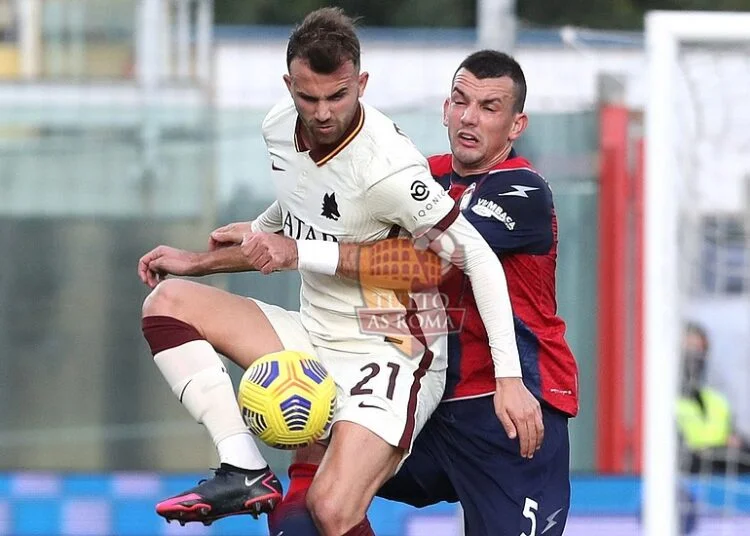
xmin=286 ymin=7 xmax=361 ymax=74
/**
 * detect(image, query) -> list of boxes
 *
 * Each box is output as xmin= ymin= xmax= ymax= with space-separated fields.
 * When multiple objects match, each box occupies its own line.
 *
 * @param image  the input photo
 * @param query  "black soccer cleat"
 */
xmin=156 ymin=464 xmax=282 ymax=524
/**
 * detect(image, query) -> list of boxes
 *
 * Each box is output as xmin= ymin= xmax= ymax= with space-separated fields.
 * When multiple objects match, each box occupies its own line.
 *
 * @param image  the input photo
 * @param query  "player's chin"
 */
xmin=451 ymin=145 xmax=483 ymax=166
xmin=313 ymin=126 xmax=341 ymax=144
xmin=316 ymin=135 xmax=338 ymax=145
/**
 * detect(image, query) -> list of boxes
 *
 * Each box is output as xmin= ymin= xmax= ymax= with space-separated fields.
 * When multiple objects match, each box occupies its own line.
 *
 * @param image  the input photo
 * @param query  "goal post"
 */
xmin=644 ymin=11 xmax=750 ymax=536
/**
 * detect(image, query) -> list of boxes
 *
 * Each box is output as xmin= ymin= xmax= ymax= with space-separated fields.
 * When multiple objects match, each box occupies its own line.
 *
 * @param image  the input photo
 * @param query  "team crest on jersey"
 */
xmin=355 ymin=226 xmax=466 ymax=359
xmin=321 ymin=192 xmax=340 ymax=221
xmin=458 ymin=182 xmax=477 ymax=211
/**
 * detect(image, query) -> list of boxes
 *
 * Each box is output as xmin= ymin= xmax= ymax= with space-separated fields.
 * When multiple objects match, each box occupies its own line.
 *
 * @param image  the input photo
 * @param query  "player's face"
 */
xmin=285 ymin=59 xmax=368 ymax=147
xmin=443 ymin=69 xmax=528 ymax=175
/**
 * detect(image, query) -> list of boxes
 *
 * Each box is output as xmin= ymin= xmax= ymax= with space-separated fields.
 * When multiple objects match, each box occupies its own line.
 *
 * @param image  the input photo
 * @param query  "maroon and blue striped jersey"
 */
xmin=430 ymin=151 xmax=579 ymax=417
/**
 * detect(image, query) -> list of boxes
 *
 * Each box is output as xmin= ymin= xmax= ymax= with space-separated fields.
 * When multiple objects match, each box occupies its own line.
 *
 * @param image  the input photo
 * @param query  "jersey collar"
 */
xmin=294 ymin=104 xmax=365 ymax=167
xmin=450 ymin=148 xmax=528 ymax=184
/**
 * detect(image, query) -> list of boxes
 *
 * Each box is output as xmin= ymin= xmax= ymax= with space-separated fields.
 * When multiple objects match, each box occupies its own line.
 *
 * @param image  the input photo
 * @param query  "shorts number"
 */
xmin=350 ymin=362 xmax=401 ymax=400
xmin=521 ymin=497 xmax=538 ymax=536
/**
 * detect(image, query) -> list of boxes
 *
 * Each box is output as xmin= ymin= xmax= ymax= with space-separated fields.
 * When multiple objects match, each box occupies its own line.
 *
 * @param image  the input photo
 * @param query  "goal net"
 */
xmin=645 ymin=11 xmax=750 ymax=536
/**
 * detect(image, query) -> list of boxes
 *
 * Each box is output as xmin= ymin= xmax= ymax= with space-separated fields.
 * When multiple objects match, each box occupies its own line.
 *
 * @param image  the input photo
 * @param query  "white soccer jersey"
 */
xmin=255 ymin=97 xmax=522 ymax=380
xmin=255 ymin=97 xmax=457 ymax=357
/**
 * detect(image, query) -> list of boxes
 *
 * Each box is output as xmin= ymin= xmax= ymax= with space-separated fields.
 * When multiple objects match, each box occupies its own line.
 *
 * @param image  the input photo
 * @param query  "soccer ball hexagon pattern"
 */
xmin=238 ymin=350 xmax=336 ymax=450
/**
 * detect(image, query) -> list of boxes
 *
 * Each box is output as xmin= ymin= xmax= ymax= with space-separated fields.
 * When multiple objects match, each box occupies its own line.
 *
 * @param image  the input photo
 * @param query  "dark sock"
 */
xmin=267 ymin=463 xmax=320 ymax=535
xmin=342 ymin=518 xmax=375 ymax=536
xmin=141 ymin=315 xmax=203 ymax=355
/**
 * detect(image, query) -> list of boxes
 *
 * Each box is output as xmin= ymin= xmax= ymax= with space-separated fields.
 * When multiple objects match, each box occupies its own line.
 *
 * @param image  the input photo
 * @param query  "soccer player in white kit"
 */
xmin=137 ymin=8 xmax=540 ymax=536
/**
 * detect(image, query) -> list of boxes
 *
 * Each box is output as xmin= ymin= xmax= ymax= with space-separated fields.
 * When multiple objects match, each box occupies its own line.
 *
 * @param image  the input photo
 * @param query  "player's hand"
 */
xmin=138 ymin=245 xmax=202 ymax=289
xmin=239 ymin=232 xmax=298 ymax=274
xmin=494 ymin=377 xmax=544 ymax=459
xmin=209 ymin=221 xmax=254 ymax=250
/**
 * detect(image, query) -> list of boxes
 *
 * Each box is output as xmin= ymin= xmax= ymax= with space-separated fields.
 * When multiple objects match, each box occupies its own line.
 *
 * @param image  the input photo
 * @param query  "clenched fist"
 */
xmin=238 ymin=232 xmax=299 ymax=274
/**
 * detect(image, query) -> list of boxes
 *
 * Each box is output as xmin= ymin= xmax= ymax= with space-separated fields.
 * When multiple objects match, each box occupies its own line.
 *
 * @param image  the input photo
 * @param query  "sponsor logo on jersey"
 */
xmin=282 ymin=211 xmax=339 ymax=241
xmin=321 ymin=192 xmax=340 ymax=221
xmin=411 ymin=188 xmax=449 ymax=223
xmin=410 ymin=180 xmax=430 ymax=201
xmin=471 ymin=198 xmax=516 ymax=230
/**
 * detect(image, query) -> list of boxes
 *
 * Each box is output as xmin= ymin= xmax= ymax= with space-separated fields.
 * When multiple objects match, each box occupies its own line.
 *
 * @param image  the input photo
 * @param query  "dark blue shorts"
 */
xmin=377 ymin=396 xmax=570 ymax=536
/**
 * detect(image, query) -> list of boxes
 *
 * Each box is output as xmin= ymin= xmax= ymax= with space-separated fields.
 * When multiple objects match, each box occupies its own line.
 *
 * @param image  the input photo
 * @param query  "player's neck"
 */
xmin=297 ymin=126 xmax=314 ymax=152
xmin=453 ymin=144 xmax=513 ymax=177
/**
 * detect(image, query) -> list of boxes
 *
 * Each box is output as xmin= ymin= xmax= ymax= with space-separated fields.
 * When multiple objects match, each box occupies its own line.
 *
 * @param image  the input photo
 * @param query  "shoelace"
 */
xmin=197 ymin=466 xmax=229 ymax=485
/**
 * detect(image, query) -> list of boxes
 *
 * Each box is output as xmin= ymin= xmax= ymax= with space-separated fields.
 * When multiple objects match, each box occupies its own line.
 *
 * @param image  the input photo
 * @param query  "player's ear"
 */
xmin=509 ymin=112 xmax=528 ymax=142
xmin=283 ymin=74 xmax=293 ymax=95
xmin=357 ymin=71 xmax=369 ymax=97
xmin=442 ymin=98 xmax=450 ymax=127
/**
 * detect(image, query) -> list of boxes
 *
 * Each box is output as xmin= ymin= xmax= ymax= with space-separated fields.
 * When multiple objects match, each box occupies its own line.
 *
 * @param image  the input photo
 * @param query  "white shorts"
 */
xmin=252 ymin=299 xmax=446 ymax=452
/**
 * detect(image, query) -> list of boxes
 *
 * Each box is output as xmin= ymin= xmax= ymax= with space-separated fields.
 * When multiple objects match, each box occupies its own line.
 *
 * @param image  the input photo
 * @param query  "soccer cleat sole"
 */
xmin=156 ymin=495 xmax=281 ymax=524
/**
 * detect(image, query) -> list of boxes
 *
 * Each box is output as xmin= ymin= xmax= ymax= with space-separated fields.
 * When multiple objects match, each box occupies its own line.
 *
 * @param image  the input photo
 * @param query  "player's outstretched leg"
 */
xmin=142 ymin=280 xmax=288 ymax=524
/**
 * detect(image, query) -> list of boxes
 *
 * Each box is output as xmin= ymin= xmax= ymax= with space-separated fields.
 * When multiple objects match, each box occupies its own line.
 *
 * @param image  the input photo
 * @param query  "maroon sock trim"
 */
xmin=142 ymin=315 xmax=203 ymax=355
xmin=342 ymin=518 xmax=374 ymax=536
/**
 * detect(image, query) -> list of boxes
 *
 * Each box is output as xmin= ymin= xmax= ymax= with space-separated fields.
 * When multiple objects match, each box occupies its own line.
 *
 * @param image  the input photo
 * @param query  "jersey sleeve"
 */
xmin=464 ymin=169 xmax=554 ymax=255
xmin=251 ymin=201 xmax=284 ymax=233
xmin=364 ymin=164 xmax=458 ymax=237
xmin=427 ymin=212 xmax=522 ymax=378
xmin=368 ymin=163 xmax=521 ymax=377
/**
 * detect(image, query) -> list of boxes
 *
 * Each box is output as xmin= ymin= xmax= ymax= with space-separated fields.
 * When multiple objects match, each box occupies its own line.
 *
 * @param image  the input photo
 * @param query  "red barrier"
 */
xmin=597 ymin=105 xmax=630 ymax=473
xmin=632 ymin=138 xmax=645 ymax=473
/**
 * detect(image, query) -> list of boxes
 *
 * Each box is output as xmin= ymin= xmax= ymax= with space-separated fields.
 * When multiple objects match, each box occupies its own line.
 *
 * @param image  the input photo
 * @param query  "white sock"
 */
xmin=216 ymin=433 xmax=268 ymax=471
xmin=154 ymin=340 xmax=267 ymax=471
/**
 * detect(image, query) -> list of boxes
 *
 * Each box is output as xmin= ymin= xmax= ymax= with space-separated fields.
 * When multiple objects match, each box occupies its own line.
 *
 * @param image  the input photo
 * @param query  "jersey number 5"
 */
xmin=350 ymin=362 xmax=401 ymax=400
xmin=521 ymin=497 xmax=539 ymax=536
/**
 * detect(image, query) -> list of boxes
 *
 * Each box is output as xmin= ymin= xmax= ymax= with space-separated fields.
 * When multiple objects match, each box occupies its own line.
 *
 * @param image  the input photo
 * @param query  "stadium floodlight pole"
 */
xmin=135 ymin=0 xmax=163 ymax=199
xmin=644 ymin=11 xmax=750 ymax=536
xmin=196 ymin=0 xmax=214 ymax=83
xmin=161 ymin=0 xmax=173 ymax=79
xmin=477 ymin=0 xmax=517 ymax=53
xmin=18 ymin=0 xmax=41 ymax=80
xmin=68 ymin=0 xmax=85 ymax=78
xmin=176 ymin=0 xmax=191 ymax=78
xmin=136 ymin=0 xmax=161 ymax=90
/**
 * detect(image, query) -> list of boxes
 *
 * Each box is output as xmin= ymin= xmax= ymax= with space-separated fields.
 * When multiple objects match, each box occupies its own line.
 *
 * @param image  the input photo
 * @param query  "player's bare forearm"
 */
xmin=337 ymin=238 xmax=444 ymax=291
xmin=195 ymin=246 xmax=259 ymax=275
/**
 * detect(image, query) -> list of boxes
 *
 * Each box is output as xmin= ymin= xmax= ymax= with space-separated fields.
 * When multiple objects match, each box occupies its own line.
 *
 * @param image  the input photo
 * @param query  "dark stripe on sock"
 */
xmin=141 ymin=315 xmax=203 ymax=355
xmin=342 ymin=518 xmax=374 ymax=536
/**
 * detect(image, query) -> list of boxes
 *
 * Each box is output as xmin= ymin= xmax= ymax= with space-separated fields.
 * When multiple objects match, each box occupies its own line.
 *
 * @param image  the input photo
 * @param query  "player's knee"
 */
xmin=142 ymin=279 xmax=193 ymax=318
xmin=307 ymin=480 xmax=361 ymax=535
xmin=306 ymin=494 xmax=345 ymax=534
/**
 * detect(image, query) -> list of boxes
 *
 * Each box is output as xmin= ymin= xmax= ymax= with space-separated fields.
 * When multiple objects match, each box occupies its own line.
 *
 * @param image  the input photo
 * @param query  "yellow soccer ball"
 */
xmin=238 ymin=350 xmax=336 ymax=450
